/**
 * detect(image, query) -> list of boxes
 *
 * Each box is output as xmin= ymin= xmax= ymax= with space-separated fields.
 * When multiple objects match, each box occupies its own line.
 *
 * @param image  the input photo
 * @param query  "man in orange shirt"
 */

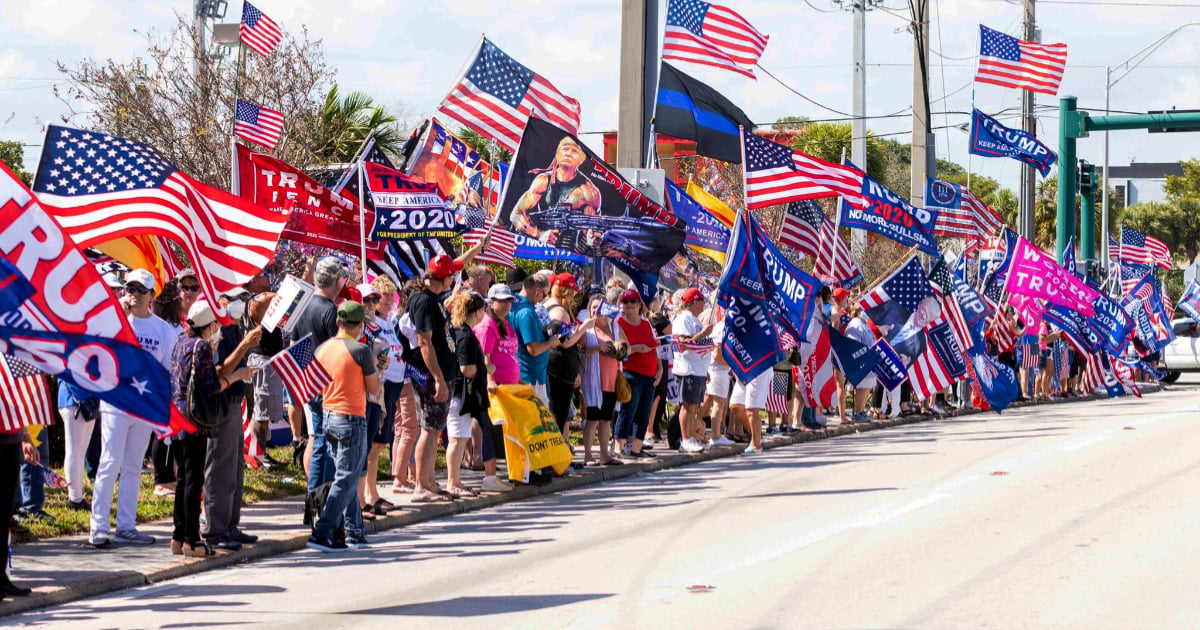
xmin=307 ymin=301 xmax=383 ymax=553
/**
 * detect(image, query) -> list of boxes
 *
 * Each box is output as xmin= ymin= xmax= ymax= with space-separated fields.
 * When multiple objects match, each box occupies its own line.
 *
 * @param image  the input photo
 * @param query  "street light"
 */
xmin=1102 ymin=22 xmax=1200 ymax=263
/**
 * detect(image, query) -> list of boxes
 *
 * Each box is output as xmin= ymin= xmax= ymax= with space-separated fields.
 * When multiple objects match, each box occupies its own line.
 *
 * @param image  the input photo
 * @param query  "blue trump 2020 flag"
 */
xmin=841 ymin=174 xmax=939 ymax=255
xmin=718 ymin=212 xmax=784 ymax=381
xmin=969 ymin=108 xmax=1057 ymax=176
xmin=655 ymin=62 xmax=756 ymax=164
xmin=828 ymin=326 xmax=881 ymax=387
xmin=665 ymin=178 xmax=731 ymax=264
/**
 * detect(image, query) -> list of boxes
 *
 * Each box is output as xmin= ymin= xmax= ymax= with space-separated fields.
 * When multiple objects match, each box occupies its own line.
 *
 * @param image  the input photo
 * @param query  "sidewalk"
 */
xmin=0 ymin=386 xmax=1160 ymax=617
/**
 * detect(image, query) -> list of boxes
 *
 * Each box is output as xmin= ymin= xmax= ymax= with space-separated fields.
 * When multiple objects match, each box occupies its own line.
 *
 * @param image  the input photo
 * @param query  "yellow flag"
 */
xmin=686 ymin=179 xmax=735 ymax=229
xmin=95 ymin=236 xmax=178 ymax=292
xmin=488 ymin=384 xmax=573 ymax=482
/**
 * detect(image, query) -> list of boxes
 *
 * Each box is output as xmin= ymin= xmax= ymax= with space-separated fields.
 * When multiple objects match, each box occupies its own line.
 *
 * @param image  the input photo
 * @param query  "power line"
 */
xmin=802 ymin=0 xmax=841 ymax=12
xmin=756 ymin=64 xmax=855 ymax=117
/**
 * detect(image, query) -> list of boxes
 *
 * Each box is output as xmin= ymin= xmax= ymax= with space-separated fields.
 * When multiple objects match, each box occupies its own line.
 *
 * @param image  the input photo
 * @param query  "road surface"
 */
xmin=9 ymin=379 xmax=1200 ymax=630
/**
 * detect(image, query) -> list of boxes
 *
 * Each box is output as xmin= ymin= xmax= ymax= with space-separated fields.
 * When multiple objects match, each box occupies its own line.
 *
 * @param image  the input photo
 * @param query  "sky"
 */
xmin=5 ymin=0 xmax=1200 ymax=198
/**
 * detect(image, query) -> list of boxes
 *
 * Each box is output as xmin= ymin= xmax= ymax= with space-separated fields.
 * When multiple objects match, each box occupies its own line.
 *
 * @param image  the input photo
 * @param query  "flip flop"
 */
xmin=411 ymin=493 xmax=451 ymax=503
xmin=601 ymin=459 xmax=623 ymax=466
xmin=584 ymin=460 xmax=601 ymax=467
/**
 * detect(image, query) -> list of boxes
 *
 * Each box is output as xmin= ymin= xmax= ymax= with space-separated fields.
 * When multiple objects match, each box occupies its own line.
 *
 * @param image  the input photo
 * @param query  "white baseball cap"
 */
xmin=125 ymin=269 xmax=156 ymax=292
xmin=186 ymin=300 xmax=216 ymax=329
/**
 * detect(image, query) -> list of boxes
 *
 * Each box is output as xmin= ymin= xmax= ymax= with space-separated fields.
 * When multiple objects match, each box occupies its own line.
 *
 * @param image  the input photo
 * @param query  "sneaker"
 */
xmin=480 ymin=477 xmax=515 ymax=493
xmin=89 ymin=531 xmax=111 ymax=548
xmin=229 ymin=531 xmax=259 ymax=544
xmin=16 ymin=508 xmax=53 ymax=523
xmin=643 ymin=436 xmax=657 ymax=447
xmin=306 ymin=536 xmax=348 ymax=553
xmin=346 ymin=535 xmax=370 ymax=549
xmin=209 ymin=536 xmax=242 ymax=551
xmin=67 ymin=498 xmax=91 ymax=511
xmin=742 ymin=446 xmax=761 ymax=456
xmin=853 ymin=412 xmax=871 ymax=424
xmin=711 ymin=436 xmax=736 ymax=447
xmin=112 ymin=529 xmax=155 ymax=545
xmin=929 ymin=404 xmax=946 ymax=415
xmin=678 ymin=438 xmax=699 ymax=453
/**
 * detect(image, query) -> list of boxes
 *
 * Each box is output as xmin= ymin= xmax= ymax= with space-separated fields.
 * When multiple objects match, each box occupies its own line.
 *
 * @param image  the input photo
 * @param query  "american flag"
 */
xmin=0 ymin=354 xmax=52 ymax=432
xmin=267 ymin=334 xmax=332 ymax=407
xmin=929 ymin=258 xmax=973 ymax=353
xmin=743 ymin=134 xmax=865 ymax=210
xmin=437 ymin=38 xmax=581 ymax=152
xmin=766 ymin=370 xmax=791 ymax=415
xmin=241 ymin=400 xmax=263 ymax=469
xmin=799 ymin=326 xmax=837 ymax=409
xmin=461 ymin=209 xmax=518 ymax=268
xmin=487 ymin=162 xmax=509 ymax=212
xmin=778 ymin=201 xmax=861 ymax=286
xmin=975 ymin=24 xmax=1068 ymax=96
xmin=860 ymin=256 xmax=932 ymax=315
xmin=1083 ymin=351 xmax=1140 ymax=397
xmin=234 ymin=99 xmax=284 ymax=149
xmin=910 ymin=320 xmax=966 ymax=401
xmin=662 ymin=0 xmax=768 ymax=79
xmin=240 ymin=2 xmax=283 ymax=58
xmin=31 ymin=126 xmax=289 ymax=323
xmin=1119 ymin=225 xmax=1171 ymax=269
xmin=1120 ymin=263 xmax=1153 ymax=297
xmin=963 ymin=189 xmax=1006 ymax=240
xmin=988 ymin=313 xmax=1017 ymax=354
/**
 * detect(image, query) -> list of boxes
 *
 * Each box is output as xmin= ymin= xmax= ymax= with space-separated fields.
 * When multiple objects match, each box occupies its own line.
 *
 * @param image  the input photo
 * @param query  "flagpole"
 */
xmin=358 ymin=155 xmax=368 ymax=282
xmin=229 ymin=32 xmax=247 ymax=195
xmin=332 ymin=130 xmax=377 ymax=194
xmin=829 ymin=147 xmax=848 ymax=283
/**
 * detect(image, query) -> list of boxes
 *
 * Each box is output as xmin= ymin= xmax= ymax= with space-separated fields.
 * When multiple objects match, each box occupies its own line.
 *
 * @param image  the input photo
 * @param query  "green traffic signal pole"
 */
xmin=1058 ymin=97 xmax=1200 ymax=263
xmin=1079 ymin=163 xmax=1096 ymax=272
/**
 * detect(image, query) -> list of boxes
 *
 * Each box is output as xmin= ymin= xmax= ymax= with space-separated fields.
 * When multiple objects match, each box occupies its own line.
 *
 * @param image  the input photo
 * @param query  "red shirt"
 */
xmin=619 ymin=317 xmax=658 ymax=377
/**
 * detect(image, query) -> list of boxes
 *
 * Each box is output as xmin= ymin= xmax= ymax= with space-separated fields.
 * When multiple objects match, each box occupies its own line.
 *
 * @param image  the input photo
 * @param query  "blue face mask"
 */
xmin=822 ymin=303 xmax=833 ymax=318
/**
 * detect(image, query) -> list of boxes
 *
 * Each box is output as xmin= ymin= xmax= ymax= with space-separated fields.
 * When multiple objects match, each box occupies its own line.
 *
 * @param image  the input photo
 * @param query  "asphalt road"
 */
xmin=10 ymin=377 xmax=1200 ymax=630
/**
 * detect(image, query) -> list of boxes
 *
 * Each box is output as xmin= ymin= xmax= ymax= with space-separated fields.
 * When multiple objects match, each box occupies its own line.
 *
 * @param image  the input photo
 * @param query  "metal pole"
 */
xmin=617 ymin=0 xmax=649 ymax=168
xmin=1080 ymin=164 xmax=1096 ymax=263
xmin=1056 ymin=96 xmax=1078 ymax=264
xmin=228 ymin=33 xmax=246 ymax=194
xmin=1019 ymin=0 xmax=1037 ymax=240
xmin=851 ymin=0 xmax=868 ymax=259
xmin=358 ymin=157 xmax=367 ymax=282
xmin=1101 ymin=65 xmax=1111 ymax=266
xmin=909 ymin=0 xmax=930 ymax=209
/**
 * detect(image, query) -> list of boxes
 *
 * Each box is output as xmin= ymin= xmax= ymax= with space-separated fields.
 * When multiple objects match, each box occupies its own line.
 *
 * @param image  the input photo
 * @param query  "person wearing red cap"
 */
xmin=672 ymin=287 xmax=713 ymax=452
xmin=545 ymin=273 xmax=596 ymax=446
xmin=615 ymin=289 xmax=660 ymax=459
xmin=406 ymin=254 xmax=463 ymax=503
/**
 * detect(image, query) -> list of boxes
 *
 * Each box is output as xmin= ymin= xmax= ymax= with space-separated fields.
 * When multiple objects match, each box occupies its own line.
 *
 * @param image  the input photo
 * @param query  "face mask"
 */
xmin=209 ymin=328 xmax=223 ymax=347
xmin=226 ymin=300 xmax=246 ymax=321
xmin=822 ymin=303 xmax=833 ymax=318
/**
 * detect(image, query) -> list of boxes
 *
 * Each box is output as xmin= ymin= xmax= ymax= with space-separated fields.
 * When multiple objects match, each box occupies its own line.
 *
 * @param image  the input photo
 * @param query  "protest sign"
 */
xmin=969 ymin=109 xmax=1057 ymax=176
xmin=262 ymin=274 xmax=315 ymax=334
xmin=840 ymin=175 xmax=939 ymax=255
xmin=1003 ymin=235 xmax=1100 ymax=315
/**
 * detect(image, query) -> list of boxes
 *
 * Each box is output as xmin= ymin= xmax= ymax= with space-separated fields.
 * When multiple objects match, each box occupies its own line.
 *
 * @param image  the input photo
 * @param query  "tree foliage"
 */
xmin=0 ymin=141 xmax=31 ymax=185
xmin=457 ymin=127 xmax=513 ymax=165
xmin=1124 ymin=199 xmax=1200 ymax=264
xmin=310 ymin=85 xmax=407 ymax=165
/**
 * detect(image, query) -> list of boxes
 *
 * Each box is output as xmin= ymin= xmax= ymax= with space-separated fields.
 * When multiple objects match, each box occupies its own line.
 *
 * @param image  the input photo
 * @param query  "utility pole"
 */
xmin=617 ymin=0 xmax=659 ymax=169
xmin=850 ymin=0 xmax=869 ymax=257
xmin=1019 ymin=0 xmax=1037 ymax=240
xmin=910 ymin=0 xmax=931 ymax=209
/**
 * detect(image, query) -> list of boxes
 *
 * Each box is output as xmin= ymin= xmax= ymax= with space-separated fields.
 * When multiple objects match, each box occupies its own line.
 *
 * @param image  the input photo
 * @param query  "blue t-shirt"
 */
xmin=508 ymin=295 xmax=549 ymax=385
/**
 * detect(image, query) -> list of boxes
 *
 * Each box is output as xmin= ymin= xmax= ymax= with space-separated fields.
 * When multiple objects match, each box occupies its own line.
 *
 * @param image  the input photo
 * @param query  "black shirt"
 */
xmin=290 ymin=294 xmax=338 ymax=347
xmin=250 ymin=326 xmax=285 ymax=357
xmin=453 ymin=325 xmax=488 ymax=415
xmin=215 ymin=324 xmax=247 ymax=399
xmin=407 ymin=289 xmax=456 ymax=383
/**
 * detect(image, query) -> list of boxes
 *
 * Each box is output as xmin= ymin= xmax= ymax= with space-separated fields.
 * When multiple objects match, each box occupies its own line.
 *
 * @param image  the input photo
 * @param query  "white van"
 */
xmin=1161 ymin=318 xmax=1200 ymax=382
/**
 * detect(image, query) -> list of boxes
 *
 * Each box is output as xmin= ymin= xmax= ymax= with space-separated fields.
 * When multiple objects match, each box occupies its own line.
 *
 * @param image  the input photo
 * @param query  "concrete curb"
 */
xmin=0 ymin=384 xmax=1166 ymax=617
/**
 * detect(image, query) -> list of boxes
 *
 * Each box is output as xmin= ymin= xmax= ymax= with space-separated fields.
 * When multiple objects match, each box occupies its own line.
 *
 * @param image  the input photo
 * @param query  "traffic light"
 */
xmin=1078 ymin=159 xmax=1093 ymax=197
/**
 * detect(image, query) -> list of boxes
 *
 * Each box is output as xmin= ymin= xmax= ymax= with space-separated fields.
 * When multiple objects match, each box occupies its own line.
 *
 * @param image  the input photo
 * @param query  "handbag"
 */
xmin=615 ymin=371 xmax=632 ymax=404
xmin=186 ymin=339 xmax=229 ymax=429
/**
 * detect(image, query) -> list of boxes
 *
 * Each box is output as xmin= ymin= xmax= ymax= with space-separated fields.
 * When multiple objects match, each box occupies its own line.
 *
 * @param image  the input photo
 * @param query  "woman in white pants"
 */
xmin=57 ymin=382 xmax=97 ymax=511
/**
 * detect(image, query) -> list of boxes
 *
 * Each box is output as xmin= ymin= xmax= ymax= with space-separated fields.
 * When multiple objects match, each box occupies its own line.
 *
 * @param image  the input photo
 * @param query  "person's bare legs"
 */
xmin=596 ymin=421 xmax=614 ymax=462
xmin=362 ymin=443 xmax=385 ymax=505
xmin=582 ymin=419 xmax=597 ymax=463
xmin=730 ymin=403 xmax=747 ymax=444
xmin=745 ymin=408 xmax=763 ymax=450
xmin=413 ymin=428 xmax=440 ymax=497
xmin=445 ymin=437 xmax=468 ymax=492
xmin=391 ymin=383 xmax=419 ymax=492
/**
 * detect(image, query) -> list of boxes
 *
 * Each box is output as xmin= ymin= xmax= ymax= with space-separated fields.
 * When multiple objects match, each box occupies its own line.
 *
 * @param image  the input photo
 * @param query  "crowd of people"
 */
xmin=0 ymin=242 xmax=1152 ymax=584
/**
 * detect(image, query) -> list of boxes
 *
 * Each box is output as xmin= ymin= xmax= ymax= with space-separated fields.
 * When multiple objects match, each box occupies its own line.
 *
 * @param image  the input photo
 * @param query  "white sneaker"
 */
xmin=644 ymin=436 xmax=657 ymax=447
xmin=480 ymin=477 xmax=514 ymax=493
xmin=89 ymin=531 xmax=111 ymax=547
xmin=112 ymin=529 xmax=155 ymax=545
xmin=711 ymin=436 xmax=736 ymax=447
xmin=930 ymin=404 xmax=946 ymax=415
xmin=680 ymin=438 xmax=704 ymax=453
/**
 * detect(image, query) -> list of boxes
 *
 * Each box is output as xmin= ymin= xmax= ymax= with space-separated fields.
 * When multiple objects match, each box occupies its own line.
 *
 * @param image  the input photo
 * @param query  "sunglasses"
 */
xmin=621 ymin=300 xmax=639 ymax=305
xmin=125 ymin=285 xmax=152 ymax=295
xmin=180 ymin=284 xmax=201 ymax=293
xmin=363 ymin=296 xmax=381 ymax=304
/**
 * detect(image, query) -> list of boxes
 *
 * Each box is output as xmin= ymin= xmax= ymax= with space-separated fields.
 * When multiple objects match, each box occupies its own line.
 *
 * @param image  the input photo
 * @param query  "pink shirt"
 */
xmin=474 ymin=314 xmax=520 ymax=385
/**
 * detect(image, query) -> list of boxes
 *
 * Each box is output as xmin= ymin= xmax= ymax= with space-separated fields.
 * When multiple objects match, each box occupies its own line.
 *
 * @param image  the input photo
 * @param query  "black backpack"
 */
xmin=303 ymin=481 xmax=345 ymax=543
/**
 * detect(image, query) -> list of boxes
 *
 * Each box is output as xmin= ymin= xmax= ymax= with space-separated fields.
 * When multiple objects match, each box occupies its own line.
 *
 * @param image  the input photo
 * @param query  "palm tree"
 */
xmin=311 ymin=84 xmax=405 ymax=164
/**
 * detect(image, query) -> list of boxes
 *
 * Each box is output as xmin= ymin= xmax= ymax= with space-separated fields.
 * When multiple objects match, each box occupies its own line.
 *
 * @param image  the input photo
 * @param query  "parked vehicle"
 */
xmin=1160 ymin=318 xmax=1200 ymax=383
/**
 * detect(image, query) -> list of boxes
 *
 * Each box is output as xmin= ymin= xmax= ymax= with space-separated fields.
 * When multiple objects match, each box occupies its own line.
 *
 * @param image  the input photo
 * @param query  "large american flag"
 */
xmin=234 ymin=99 xmax=284 ymax=149
xmin=1119 ymin=225 xmax=1171 ymax=269
xmin=860 ymin=256 xmax=932 ymax=315
xmin=975 ymin=25 xmax=1068 ymax=96
xmin=438 ymin=38 xmax=581 ymax=152
xmin=778 ymin=200 xmax=861 ymax=286
xmin=32 ymin=126 xmax=289 ymax=323
xmin=240 ymin=2 xmax=283 ymax=58
xmin=936 ymin=189 xmax=1006 ymax=241
xmin=461 ymin=209 xmax=517 ymax=268
xmin=743 ymin=134 xmax=864 ymax=210
xmin=268 ymin=335 xmax=332 ymax=407
xmin=662 ymin=0 xmax=768 ymax=79
xmin=0 ymin=354 xmax=52 ymax=432
xmin=929 ymin=258 xmax=973 ymax=353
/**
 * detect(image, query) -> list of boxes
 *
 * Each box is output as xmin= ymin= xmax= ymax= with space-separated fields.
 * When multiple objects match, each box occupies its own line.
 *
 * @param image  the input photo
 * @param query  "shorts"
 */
xmin=586 ymin=391 xmax=617 ymax=422
xmin=413 ymin=374 xmax=450 ymax=432
xmin=854 ymin=373 xmax=877 ymax=390
xmin=446 ymin=398 xmax=474 ymax=439
xmin=730 ymin=370 xmax=771 ymax=410
xmin=1038 ymin=349 xmax=1050 ymax=370
xmin=678 ymin=374 xmax=706 ymax=405
xmin=706 ymin=366 xmax=732 ymax=398
xmin=1070 ymin=354 xmax=1086 ymax=378
xmin=248 ymin=353 xmax=284 ymax=423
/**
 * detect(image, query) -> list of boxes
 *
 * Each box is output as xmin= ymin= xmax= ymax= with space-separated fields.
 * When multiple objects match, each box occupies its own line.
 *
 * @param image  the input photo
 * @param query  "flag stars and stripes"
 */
xmin=234 ymin=99 xmax=285 ymax=149
xmin=240 ymin=2 xmax=283 ymax=58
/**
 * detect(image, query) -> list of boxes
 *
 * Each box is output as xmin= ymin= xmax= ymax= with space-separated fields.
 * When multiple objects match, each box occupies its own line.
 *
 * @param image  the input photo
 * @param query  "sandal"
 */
xmin=449 ymin=486 xmax=479 ymax=497
xmin=373 ymin=498 xmax=395 ymax=511
xmin=391 ymin=483 xmax=415 ymax=494
xmin=411 ymin=492 xmax=451 ymax=503
xmin=601 ymin=459 xmax=623 ymax=466
xmin=584 ymin=460 xmax=601 ymax=467
xmin=183 ymin=542 xmax=217 ymax=558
